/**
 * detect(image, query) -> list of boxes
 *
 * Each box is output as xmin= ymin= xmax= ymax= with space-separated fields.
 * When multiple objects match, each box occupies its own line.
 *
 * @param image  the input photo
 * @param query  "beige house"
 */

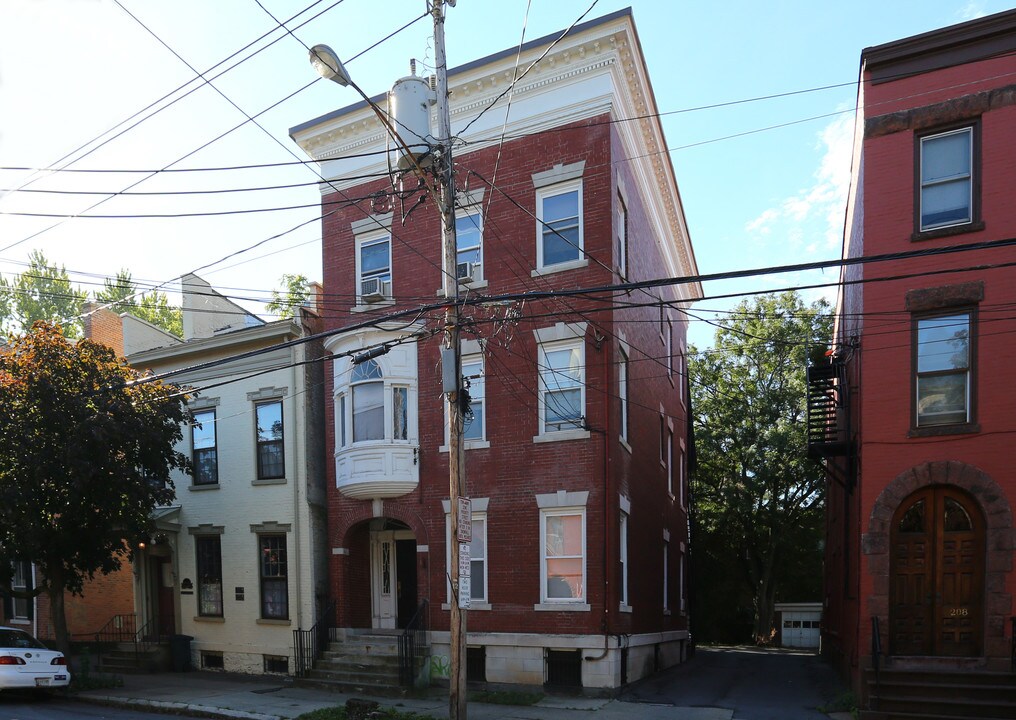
xmin=122 ymin=274 xmax=329 ymax=674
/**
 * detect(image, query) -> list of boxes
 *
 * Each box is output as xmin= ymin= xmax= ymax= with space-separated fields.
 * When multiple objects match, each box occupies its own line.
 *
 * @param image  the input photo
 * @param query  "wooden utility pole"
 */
xmin=432 ymin=2 xmax=467 ymax=718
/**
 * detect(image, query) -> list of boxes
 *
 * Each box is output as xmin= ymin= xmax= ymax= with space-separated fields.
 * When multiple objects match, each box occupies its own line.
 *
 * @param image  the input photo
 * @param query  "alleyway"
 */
xmin=622 ymin=645 xmax=848 ymax=720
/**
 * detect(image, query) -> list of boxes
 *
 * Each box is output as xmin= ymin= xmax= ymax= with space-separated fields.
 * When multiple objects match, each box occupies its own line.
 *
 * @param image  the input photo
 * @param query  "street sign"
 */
xmin=457 ymin=497 xmax=472 ymax=543
xmin=458 ymin=542 xmax=471 ymax=609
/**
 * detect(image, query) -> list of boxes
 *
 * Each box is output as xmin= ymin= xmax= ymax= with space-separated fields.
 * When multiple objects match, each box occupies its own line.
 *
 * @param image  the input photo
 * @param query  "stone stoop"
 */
xmin=298 ymin=629 xmax=419 ymax=696
xmin=97 ymin=642 xmax=170 ymax=674
xmin=861 ymin=667 xmax=1016 ymax=720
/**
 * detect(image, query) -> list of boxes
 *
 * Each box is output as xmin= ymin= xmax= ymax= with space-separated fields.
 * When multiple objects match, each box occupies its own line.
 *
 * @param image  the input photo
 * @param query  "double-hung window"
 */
xmin=537 ymin=181 xmax=583 ymax=270
xmin=919 ymin=126 xmax=975 ymax=232
xmin=462 ymin=357 xmax=485 ymax=442
xmin=192 ymin=410 xmax=218 ymax=486
xmin=259 ymin=535 xmax=288 ymax=620
xmin=619 ymin=512 xmax=629 ymax=608
xmin=541 ymin=509 xmax=585 ymax=603
xmin=351 ymin=359 xmax=384 ymax=442
xmin=618 ymin=347 xmax=629 ymax=445
xmin=539 ymin=342 xmax=584 ymax=433
xmin=456 ymin=213 xmax=483 ymax=283
xmin=255 ymin=400 xmax=284 ymax=480
xmin=10 ymin=561 xmax=31 ymax=620
xmin=196 ymin=536 xmax=223 ymax=617
xmin=616 ymin=193 xmax=628 ymax=277
xmin=358 ymin=233 xmax=391 ymax=301
xmin=663 ymin=539 xmax=670 ymax=613
xmin=915 ymin=312 xmax=972 ymax=427
xmin=444 ymin=506 xmax=488 ymax=606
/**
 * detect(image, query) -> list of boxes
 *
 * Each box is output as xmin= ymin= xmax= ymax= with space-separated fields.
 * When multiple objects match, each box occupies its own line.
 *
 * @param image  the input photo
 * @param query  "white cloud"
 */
xmin=958 ymin=2 xmax=987 ymax=21
xmin=744 ymin=112 xmax=854 ymax=253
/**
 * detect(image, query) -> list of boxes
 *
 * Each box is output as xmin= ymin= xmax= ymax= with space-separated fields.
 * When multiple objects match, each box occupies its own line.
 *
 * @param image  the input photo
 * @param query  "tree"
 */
xmin=265 ymin=273 xmax=310 ymax=318
xmin=689 ymin=291 xmax=831 ymax=643
xmin=94 ymin=269 xmax=183 ymax=337
xmin=0 ymin=322 xmax=190 ymax=657
xmin=0 ymin=250 xmax=87 ymax=338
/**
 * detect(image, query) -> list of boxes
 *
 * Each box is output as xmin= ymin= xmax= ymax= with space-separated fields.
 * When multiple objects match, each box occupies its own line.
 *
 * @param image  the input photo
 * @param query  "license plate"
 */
xmin=35 ymin=678 xmax=50 ymax=687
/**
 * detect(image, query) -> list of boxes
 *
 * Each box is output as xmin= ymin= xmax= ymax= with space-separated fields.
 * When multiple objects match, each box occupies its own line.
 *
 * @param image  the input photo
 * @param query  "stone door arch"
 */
xmin=864 ymin=461 xmax=1013 ymax=662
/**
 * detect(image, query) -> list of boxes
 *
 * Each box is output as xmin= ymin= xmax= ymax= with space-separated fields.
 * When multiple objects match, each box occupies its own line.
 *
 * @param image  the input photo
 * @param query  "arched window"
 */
xmin=351 ymin=359 xmax=384 ymax=442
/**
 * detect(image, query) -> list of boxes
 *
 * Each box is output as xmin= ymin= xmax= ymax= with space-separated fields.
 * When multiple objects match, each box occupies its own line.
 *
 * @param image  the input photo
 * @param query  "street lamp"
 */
xmin=309 ymin=45 xmax=351 ymax=86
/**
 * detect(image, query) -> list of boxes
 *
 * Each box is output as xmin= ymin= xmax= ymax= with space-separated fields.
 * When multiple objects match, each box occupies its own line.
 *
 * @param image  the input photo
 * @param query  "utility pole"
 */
xmin=432 ymin=2 xmax=467 ymax=718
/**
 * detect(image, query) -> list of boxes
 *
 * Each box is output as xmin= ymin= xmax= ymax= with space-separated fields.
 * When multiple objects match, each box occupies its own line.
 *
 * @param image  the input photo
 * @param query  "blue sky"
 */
xmin=0 ymin=0 xmax=1010 ymax=347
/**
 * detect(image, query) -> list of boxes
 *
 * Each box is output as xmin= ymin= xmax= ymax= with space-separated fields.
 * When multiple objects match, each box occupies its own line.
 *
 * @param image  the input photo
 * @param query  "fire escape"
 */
xmin=806 ymin=358 xmax=852 ymax=486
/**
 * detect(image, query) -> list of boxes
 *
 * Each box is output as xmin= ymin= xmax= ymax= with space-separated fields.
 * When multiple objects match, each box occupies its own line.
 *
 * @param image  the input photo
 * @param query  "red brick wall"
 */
xmin=321 ymin=115 xmax=691 ymax=639
xmin=828 ymin=49 xmax=1016 ymax=690
xmin=82 ymin=304 xmax=124 ymax=356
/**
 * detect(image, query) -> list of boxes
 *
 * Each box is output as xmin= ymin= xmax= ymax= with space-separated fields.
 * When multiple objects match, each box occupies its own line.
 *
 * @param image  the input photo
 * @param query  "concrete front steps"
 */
xmin=299 ymin=629 xmax=419 ymax=696
xmin=96 ymin=643 xmax=169 ymax=674
xmin=862 ymin=667 xmax=1016 ymax=720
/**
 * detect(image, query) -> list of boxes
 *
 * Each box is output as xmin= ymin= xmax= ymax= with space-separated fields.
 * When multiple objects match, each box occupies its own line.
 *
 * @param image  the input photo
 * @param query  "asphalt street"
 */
xmin=621 ymin=645 xmax=848 ymax=720
xmin=0 ymin=690 xmax=205 ymax=720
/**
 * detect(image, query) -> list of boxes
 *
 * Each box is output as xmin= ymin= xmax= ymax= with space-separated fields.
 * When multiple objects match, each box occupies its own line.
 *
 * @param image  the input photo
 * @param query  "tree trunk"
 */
xmin=46 ymin=566 xmax=71 ymax=660
xmin=754 ymin=568 xmax=778 ymax=644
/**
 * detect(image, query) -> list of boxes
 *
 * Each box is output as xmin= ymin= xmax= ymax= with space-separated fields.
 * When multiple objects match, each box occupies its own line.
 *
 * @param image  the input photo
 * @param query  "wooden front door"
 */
xmin=890 ymin=486 xmax=984 ymax=657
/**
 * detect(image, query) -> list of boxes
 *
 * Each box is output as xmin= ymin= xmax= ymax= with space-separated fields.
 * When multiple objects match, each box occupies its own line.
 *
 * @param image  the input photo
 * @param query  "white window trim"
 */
xmin=536 ymin=507 xmax=589 ymax=610
xmin=619 ymin=507 xmax=630 ymax=612
xmin=535 ymin=178 xmax=585 ymax=273
xmin=616 ymin=190 xmax=628 ymax=278
xmin=355 ymin=229 xmax=392 ymax=307
xmin=679 ymin=437 xmax=688 ymax=510
xmin=440 ymin=342 xmax=490 ymax=451
xmin=534 ymin=326 xmax=588 ymax=441
xmin=663 ymin=537 xmax=670 ymax=614
xmin=336 ymin=358 xmax=415 ymax=446
xmin=452 ymin=210 xmax=484 ymax=284
xmin=666 ymin=417 xmax=675 ymax=497
xmin=919 ymin=126 xmax=973 ymax=232
xmin=619 ymin=344 xmax=629 ymax=446
xmin=441 ymin=498 xmax=490 ymax=610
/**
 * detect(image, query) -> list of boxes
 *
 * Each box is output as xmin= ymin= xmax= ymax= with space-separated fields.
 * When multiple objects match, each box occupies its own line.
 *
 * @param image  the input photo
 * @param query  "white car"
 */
xmin=0 ymin=627 xmax=71 ymax=691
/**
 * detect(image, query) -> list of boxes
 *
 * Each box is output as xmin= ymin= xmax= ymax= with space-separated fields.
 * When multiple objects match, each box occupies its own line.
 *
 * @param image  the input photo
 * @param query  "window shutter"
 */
xmin=1 ymin=589 xmax=11 ymax=620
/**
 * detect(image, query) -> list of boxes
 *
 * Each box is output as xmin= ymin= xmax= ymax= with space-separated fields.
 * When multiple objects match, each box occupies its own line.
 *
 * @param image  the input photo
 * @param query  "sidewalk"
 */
xmin=75 ymin=671 xmax=735 ymax=720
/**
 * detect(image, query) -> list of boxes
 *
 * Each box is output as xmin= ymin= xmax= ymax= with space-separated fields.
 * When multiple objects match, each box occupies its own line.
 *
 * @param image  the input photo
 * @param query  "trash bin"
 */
xmin=169 ymin=634 xmax=193 ymax=672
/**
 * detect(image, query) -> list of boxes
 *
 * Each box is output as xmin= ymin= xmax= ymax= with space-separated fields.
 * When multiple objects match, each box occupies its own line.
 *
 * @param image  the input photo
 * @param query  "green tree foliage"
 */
xmin=0 ymin=322 xmax=190 ymax=656
xmin=94 ymin=269 xmax=183 ymax=337
xmin=265 ymin=273 xmax=310 ymax=318
xmin=0 ymin=250 xmax=87 ymax=338
xmin=689 ymin=291 xmax=831 ymax=643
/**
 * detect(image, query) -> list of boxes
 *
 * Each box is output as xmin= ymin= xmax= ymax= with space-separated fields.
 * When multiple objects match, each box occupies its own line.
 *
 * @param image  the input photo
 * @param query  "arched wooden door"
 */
xmin=890 ymin=485 xmax=984 ymax=657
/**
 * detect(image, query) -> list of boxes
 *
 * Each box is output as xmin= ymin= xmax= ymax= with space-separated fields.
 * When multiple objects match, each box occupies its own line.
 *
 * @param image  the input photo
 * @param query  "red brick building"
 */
xmin=818 ymin=10 xmax=1016 ymax=708
xmin=292 ymin=9 xmax=699 ymax=690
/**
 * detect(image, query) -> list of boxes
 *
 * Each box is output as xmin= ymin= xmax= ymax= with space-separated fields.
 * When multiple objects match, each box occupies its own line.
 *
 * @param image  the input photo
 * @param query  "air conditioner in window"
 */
xmin=456 ymin=261 xmax=476 ymax=284
xmin=360 ymin=277 xmax=390 ymax=303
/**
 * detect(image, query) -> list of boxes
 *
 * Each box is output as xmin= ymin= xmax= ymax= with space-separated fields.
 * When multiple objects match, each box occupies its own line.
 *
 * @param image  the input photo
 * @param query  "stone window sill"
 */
xmin=534 ymin=602 xmax=590 ymax=612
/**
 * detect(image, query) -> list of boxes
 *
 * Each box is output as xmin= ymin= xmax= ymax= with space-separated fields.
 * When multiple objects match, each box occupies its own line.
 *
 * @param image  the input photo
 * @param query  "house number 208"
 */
xmin=949 ymin=608 xmax=969 ymax=617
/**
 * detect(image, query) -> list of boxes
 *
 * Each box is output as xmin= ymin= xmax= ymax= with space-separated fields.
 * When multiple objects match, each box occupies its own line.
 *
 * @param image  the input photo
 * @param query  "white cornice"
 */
xmin=293 ymin=13 xmax=699 ymax=297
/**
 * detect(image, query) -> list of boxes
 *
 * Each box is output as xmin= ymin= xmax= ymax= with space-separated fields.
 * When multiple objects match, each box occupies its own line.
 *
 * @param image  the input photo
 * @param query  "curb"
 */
xmin=76 ymin=693 xmax=284 ymax=720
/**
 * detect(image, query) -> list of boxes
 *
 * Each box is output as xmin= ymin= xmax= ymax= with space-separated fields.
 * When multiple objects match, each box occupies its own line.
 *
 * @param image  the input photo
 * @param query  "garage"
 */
xmin=775 ymin=602 xmax=822 ymax=649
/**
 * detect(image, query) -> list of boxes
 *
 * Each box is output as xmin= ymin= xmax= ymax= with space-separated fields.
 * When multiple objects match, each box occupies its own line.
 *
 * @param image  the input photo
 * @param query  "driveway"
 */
xmin=620 ymin=645 xmax=848 ymax=720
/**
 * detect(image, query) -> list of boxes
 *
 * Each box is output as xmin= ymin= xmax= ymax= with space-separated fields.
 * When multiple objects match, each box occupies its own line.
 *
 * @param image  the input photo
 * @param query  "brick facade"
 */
xmin=824 ymin=10 xmax=1016 ymax=697
xmin=295 ymin=10 xmax=698 ymax=689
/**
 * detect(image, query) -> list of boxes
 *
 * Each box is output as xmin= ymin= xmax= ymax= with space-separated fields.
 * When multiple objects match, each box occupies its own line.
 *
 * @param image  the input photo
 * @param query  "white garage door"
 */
xmin=782 ymin=611 xmax=821 ymax=648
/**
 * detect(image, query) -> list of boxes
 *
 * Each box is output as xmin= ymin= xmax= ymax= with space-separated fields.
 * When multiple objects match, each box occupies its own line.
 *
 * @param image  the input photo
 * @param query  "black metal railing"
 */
xmin=71 ymin=613 xmax=163 ymax=671
xmin=398 ymin=599 xmax=429 ymax=687
xmin=806 ymin=360 xmax=849 ymax=457
xmin=293 ymin=601 xmax=337 ymax=678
